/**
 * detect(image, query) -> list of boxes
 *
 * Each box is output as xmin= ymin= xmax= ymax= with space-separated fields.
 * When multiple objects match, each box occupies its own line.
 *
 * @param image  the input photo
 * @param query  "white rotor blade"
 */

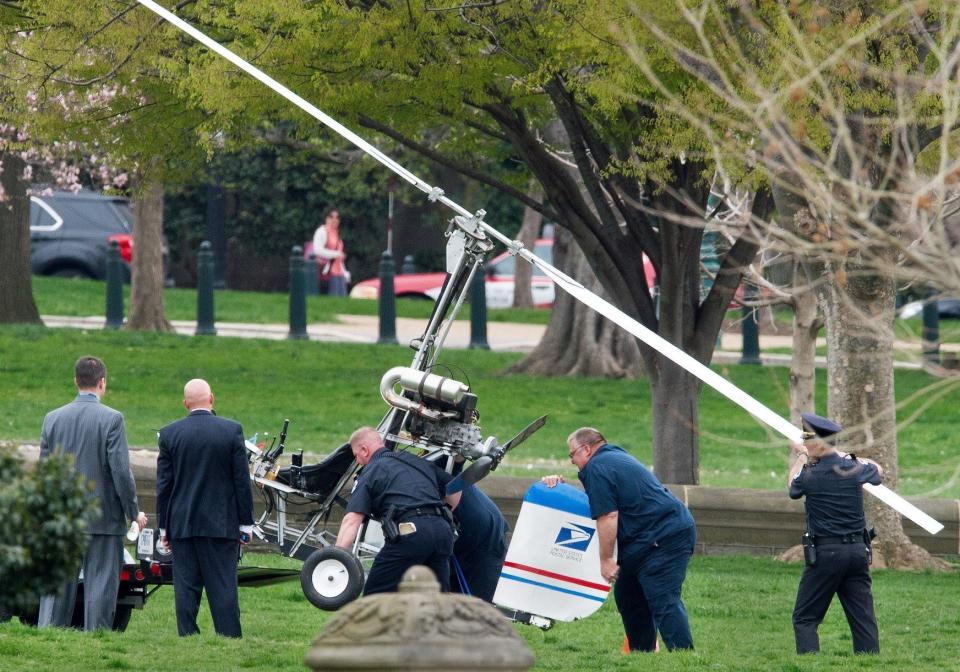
xmin=134 ymin=0 xmax=471 ymax=220
xmin=516 ymin=249 xmax=944 ymax=535
xmin=136 ymin=0 xmax=942 ymax=536
xmin=862 ymin=483 xmax=943 ymax=534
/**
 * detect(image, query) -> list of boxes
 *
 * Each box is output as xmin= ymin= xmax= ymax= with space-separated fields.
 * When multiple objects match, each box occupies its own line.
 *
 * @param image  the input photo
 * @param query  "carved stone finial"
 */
xmin=397 ymin=565 xmax=439 ymax=593
xmin=304 ymin=565 xmax=535 ymax=671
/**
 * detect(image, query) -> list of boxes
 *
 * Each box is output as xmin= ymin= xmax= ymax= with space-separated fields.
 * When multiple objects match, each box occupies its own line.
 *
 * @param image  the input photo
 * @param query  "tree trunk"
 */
xmin=649 ymin=360 xmax=701 ymax=483
xmin=0 ymin=153 xmax=42 ymax=324
xmin=487 ymin=86 xmax=755 ymax=484
xmin=789 ymin=260 xmax=819 ymax=426
xmin=512 ymin=180 xmax=542 ymax=309
xmin=819 ymin=254 xmax=937 ymax=569
xmin=507 ymin=227 xmax=643 ymax=377
xmin=127 ymin=178 xmax=172 ymax=332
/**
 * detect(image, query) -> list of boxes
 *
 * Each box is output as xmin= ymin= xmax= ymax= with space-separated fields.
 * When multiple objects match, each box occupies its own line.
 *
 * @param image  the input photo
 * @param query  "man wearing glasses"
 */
xmin=788 ymin=412 xmax=883 ymax=655
xmin=541 ymin=427 xmax=696 ymax=652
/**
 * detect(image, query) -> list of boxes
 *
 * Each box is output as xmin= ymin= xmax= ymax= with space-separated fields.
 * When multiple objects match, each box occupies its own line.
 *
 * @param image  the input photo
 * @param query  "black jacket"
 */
xmin=156 ymin=410 xmax=254 ymax=540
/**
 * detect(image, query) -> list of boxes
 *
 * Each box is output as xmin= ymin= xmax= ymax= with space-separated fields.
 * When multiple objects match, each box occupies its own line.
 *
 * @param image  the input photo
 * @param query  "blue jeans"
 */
xmin=615 ymin=525 xmax=696 ymax=651
xmin=326 ymin=275 xmax=347 ymax=297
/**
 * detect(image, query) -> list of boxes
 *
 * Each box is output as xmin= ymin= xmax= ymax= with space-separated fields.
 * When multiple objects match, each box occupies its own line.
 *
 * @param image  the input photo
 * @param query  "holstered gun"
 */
xmin=863 ymin=527 xmax=876 ymax=565
xmin=381 ymin=505 xmax=400 ymax=543
xmin=802 ymin=531 xmax=817 ymax=566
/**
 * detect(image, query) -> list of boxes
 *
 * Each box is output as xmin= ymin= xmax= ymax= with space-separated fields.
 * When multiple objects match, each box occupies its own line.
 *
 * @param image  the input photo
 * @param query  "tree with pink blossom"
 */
xmin=2 ymin=4 xmax=211 ymax=331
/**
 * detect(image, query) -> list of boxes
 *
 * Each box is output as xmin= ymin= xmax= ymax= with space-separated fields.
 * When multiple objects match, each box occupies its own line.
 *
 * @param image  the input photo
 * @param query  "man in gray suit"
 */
xmin=38 ymin=356 xmax=147 ymax=630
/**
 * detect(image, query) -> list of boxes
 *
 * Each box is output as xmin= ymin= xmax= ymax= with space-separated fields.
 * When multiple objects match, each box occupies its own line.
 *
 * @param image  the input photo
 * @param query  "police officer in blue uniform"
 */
xmin=335 ymin=427 xmax=461 ymax=594
xmin=788 ymin=412 xmax=883 ymax=655
xmin=543 ymin=427 xmax=696 ymax=652
xmin=449 ymin=482 xmax=509 ymax=602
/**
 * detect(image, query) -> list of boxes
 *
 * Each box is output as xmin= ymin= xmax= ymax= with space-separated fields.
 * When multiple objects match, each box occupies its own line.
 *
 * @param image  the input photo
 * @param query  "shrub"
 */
xmin=0 ymin=451 xmax=95 ymax=616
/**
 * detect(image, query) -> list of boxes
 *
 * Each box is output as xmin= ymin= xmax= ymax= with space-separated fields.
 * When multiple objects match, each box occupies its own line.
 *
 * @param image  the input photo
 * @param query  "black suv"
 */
xmin=30 ymin=189 xmax=134 ymax=280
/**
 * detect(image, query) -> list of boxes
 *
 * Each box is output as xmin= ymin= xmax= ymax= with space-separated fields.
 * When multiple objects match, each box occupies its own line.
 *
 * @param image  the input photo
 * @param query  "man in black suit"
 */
xmin=156 ymin=379 xmax=254 ymax=638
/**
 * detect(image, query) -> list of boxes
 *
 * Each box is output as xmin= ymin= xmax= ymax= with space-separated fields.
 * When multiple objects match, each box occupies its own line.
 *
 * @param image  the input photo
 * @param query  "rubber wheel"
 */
xmin=300 ymin=546 xmax=364 ymax=611
xmin=67 ymin=586 xmax=133 ymax=631
xmin=51 ymin=267 xmax=95 ymax=279
xmin=111 ymin=605 xmax=133 ymax=632
xmin=17 ymin=608 xmax=39 ymax=627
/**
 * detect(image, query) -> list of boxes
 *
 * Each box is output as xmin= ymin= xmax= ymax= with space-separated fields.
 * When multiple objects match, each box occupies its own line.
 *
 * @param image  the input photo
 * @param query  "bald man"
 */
xmin=156 ymin=379 xmax=254 ymax=638
xmin=337 ymin=427 xmax=460 ymax=594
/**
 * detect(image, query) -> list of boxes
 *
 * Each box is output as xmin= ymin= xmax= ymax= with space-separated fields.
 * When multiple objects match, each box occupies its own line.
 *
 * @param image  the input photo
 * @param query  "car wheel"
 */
xmin=65 ymin=586 xmax=132 ymax=631
xmin=17 ymin=607 xmax=39 ymax=627
xmin=50 ymin=266 xmax=96 ymax=280
xmin=111 ymin=605 xmax=133 ymax=632
xmin=300 ymin=546 xmax=364 ymax=611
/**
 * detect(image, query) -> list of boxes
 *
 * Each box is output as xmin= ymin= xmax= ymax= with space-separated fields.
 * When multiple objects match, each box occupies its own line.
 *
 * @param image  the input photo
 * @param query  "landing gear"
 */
xmin=300 ymin=546 xmax=364 ymax=611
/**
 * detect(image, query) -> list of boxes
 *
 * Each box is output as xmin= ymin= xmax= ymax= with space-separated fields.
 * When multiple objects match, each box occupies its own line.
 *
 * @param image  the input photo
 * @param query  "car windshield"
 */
xmin=49 ymin=196 xmax=132 ymax=234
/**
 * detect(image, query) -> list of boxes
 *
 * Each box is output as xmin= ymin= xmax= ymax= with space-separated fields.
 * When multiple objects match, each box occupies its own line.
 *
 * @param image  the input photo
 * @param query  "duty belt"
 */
xmin=398 ymin=506 xmax=447 ymax=522
xmin=813 ymin=533 xmax=863 ymax=545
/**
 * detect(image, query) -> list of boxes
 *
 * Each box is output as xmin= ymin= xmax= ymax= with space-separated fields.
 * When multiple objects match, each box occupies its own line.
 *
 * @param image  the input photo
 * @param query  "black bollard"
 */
xmin=402 ymin=254 xmax=416 ymax=275
xmin=105 ymin=239 xmax=124 ymax=329
xmin=288 ymin=245 xmax=308 ymax=340
xmin=469 ymin=268 xmax=490 ymax=350
xmin=378 ymin=250 xmax=398 ymax=345
xmin=740 ymin=285 xmax=761 ymax=365
xmin=922 ymin=290 xmax=940 ymax=365
xmin=195 ymin=241 xmax=217 ymax=336
xmin=304 ymin=253 xmax=320 ymax=296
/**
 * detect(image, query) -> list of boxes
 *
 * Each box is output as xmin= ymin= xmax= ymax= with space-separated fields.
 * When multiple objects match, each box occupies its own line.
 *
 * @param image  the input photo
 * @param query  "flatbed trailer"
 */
xmin=13 ymin=538 xmax=298 ymax=631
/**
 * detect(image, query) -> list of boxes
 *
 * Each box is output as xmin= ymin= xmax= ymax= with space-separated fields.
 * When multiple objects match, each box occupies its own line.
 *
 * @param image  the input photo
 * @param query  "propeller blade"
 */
xmin=446 ymin=456 xmax=494 ymax=495
xmin=501 ymin=415 xmax=548 ymax=454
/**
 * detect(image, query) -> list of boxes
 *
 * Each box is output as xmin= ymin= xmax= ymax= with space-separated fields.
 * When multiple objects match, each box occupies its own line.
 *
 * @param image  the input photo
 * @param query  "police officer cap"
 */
xmin=801 ymin=412 xmax=843 ymax=438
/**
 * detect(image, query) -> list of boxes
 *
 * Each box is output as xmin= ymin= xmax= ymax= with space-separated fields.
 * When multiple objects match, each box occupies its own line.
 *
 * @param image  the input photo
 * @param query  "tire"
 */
xmin=17 ymin=608 xmax=39 ymax=627
xmin=50 ymin=266 xmax=96 ymax=279
xmin=111 ymin=605 xmax=133 ymax=632
xmin=300 ymin=546 xmax=364 ymax=611
xmin=68 ymin=585 xmax=132 ymax=631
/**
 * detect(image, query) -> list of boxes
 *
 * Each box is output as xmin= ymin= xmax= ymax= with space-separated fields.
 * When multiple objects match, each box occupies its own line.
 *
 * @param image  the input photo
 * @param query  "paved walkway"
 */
xmin=41 ymin=314 xmax=952 ymax=369
xmin=42 ymin=314 xmax=546 ymax=352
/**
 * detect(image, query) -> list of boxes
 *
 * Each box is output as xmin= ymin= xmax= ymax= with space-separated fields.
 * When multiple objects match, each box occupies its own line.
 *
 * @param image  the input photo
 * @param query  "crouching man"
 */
xmin=336 ymin=427 xmax=461 ymax=593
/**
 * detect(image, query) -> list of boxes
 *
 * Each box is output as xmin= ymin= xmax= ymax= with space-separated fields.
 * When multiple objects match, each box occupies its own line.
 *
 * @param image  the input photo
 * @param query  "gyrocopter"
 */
xmin=137 ymin=0 xmax=944 ymax=628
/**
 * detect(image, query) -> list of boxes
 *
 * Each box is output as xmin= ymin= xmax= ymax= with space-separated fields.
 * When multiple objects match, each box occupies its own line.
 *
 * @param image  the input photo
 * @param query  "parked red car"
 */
xmin=350 ymin=239 xmax=657 ymax=309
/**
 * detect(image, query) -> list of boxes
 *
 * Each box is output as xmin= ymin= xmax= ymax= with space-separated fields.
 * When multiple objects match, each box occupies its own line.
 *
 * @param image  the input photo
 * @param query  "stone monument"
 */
xmin=304 ymin=565 xmax=535 ymax=671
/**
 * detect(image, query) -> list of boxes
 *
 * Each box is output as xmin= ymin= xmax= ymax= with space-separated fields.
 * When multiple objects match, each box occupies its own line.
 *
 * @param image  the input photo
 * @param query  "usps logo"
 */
xmin=554 ymin=522 xmax=595 ymax=552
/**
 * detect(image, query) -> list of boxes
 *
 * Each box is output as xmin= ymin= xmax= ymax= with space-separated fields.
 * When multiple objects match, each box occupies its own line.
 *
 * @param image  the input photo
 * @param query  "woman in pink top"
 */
xmin=312 ymin=207 xmax=347 ymax=296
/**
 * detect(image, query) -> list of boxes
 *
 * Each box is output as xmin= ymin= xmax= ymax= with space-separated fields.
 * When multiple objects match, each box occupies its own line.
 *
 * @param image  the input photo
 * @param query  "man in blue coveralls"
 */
xmin=450 ymin=483 xmax=508 ymax=602
xmin=543 ymin=427 xmax=696 ymax=651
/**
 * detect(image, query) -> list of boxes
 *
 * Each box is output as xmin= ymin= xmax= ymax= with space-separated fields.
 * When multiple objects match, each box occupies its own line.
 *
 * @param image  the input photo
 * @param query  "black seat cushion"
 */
xmin=276 ymin=442 xmax=355 ymax=498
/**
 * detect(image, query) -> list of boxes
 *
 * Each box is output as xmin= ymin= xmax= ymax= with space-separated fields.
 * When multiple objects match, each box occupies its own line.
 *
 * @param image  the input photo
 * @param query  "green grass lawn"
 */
xmin=761 ymin=345 xmax=947 ymax=365
xmin=30 ymin=276 xmax=552 ymax=325
xmin=896 ymin=317 xmax=960 ymax=344
xmin=1 ymin=325 xmax=959 ymax=498
xmin=0 ymin=553 xmax=956 ymax=671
